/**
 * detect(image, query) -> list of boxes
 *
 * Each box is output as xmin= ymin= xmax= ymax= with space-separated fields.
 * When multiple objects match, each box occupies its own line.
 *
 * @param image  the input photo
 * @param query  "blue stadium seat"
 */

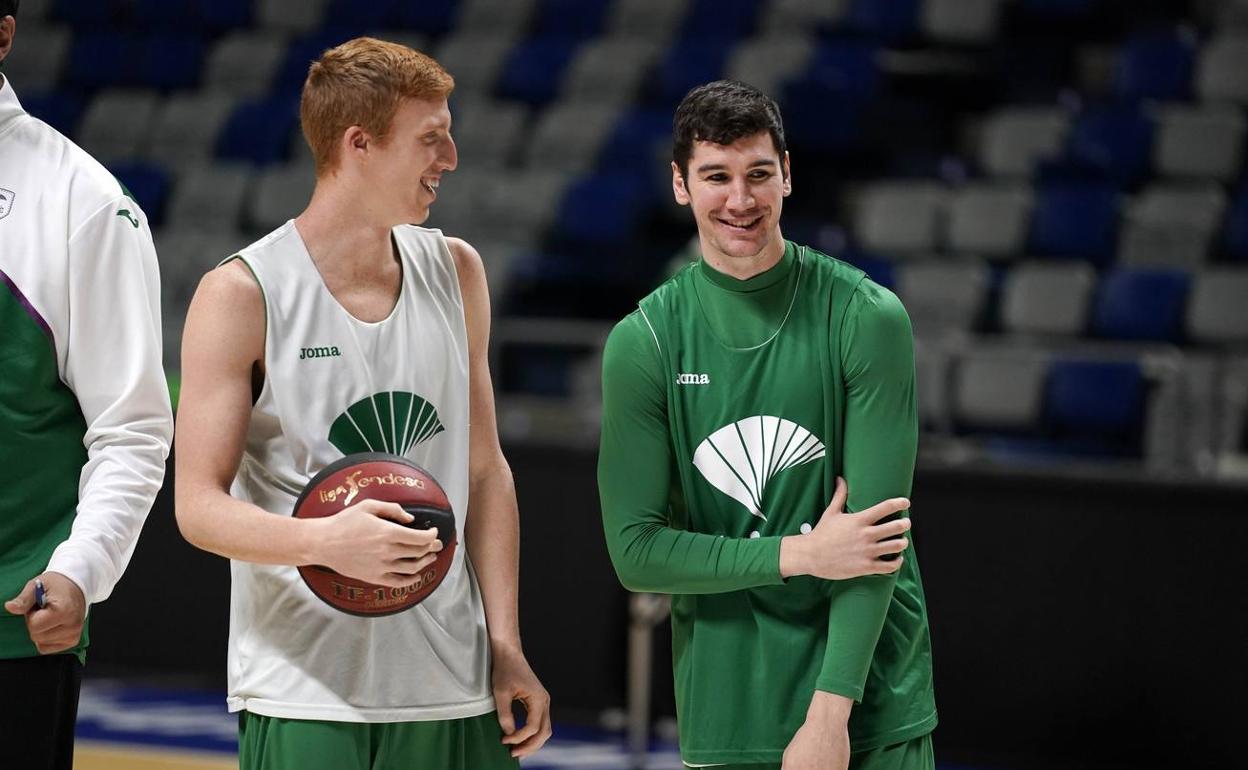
xmin=273 ymin=32 xmax=358 ymax=97
xmin=596 ymin=109 xmax=671 ymax=188
xmin=110 ymin=162 xmax=172 ymax=227
xmin=20 ymin=92 xmax=85 ymax=138
xmin=52 ymin=0 xmax=122 ymax=27
xmin=1063 ymin=104 xmax=1154 ymax=184
xmin=215 ymin=98 xmax=298 ymax=165
xmin=66 ymin=32 xmax=140 ymax=89
xmin=1044 ymin=359 xmax=1146 ymax=451
xmin=1228 ymin=187 xmax=1248 ymax=261
xmin=533 ymin=0 xmax=611 ymax=40
xmin=800 ymin=39 xmax=882 ymax=98
xmin=1028 ymin=181 xmax=1120 ymax=265
xmin=781 ymin=83 xmax=867 ymax=153
xmin=848 ymin=0 xmax=920 ymax=41
xmin=677 ymin=0 xmax=760 ymax=41
xmin=390 ymin=0 xmax=460 ymax=36
xmin=1091 ymin=268 xmax=1191 ymax=342
xmin=134 ymin=0 xmax=253 ymax=30
xmin=554 ymin=173 xmax=649 ymax=246
xmin=1020 ymin=0 xmax=1095 ymax=18
xmin=140 ymin=35 xmax=207 ymax=90
xmin=323 ymin=0 xmax=397 ymax=35
xmin=652 ymin=39 xmax=733 ymax=109
xmin=495 ymin=37 xmax=582 ymax=107
xmin=1115 ymin=30 xmax=1196 ymax=102
xmin=199 ymin=0 xmax=255 ymax=31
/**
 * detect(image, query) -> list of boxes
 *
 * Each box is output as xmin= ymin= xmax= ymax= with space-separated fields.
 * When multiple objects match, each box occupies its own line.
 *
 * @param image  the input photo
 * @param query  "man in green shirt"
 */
xmin=598 ymin=81 xmax=937 ymax=769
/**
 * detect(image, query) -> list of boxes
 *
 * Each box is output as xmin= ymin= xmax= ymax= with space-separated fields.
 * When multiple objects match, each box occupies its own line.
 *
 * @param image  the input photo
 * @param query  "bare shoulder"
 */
xmin=445 ymin=236 xmax=486 ymax=283
xmin=184 ymin=258 xmax=265 ymax=363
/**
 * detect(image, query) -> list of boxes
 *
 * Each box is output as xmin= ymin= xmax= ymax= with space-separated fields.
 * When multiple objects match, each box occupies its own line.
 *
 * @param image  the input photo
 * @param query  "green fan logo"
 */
xmin=329 ymin=391 xmax=444 ymax=456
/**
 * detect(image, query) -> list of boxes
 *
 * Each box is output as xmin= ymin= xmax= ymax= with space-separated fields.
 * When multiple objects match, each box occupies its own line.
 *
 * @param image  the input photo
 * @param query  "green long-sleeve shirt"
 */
xmin=598 ymin=242 xmax=936 ymax=764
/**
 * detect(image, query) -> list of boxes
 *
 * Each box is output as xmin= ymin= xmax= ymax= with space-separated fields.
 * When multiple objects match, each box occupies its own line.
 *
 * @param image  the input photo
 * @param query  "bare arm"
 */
xmin=174 ymin=260 xmax=438 ymax=586
xmin=448 ymin=237 xmax=551 ymax=758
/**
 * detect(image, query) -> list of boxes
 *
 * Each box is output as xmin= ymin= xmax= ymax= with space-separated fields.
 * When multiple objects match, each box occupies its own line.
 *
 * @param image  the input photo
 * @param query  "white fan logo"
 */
xmin=692 ymin=416 xmax=825 ymax=521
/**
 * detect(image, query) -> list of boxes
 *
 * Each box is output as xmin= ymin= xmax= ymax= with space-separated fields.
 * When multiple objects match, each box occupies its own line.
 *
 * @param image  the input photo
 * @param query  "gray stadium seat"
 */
xmin=146 ymin=93 xmax=236 ymax=172
xmin=166 ymin=164 xmax=253 ymax=233
xmin=450 ymin=98 xmax=528 ymax=170
xmin=1119 ymin=183 xmax=1227 ymax=267
xmin=1187 ymin=268 xmax=1248 ymax=345
xmin=760 ymin=0 xmax=849 ymax=33
xmin=256 ymin=0 xmax=329 ymax=34
xmin=76 ymin=90 xmax=160 ymax=164
xmin=203 ymin=32 xmax=287 ymax=98
xmin=155 ymin=228 xmax=249 ymax=370
xmin=946 ymin=183 xmax=1033 ymax=257
xmin=247 ymin=164 xmax=315 ymax=233
xmin=726 ymin=35 xmax=817 ymax=99
xmin=422 ymin=167 xmax=488 ymax=241
xmin=524 ymin=101 xmax=626 ymax=175
xmin=1000 ymin=261 xmax=1096 ymax=336
xmin=457 ymin=0 xmax=538 ymax=36
xmin=1196 ymin=35 xmax=1248 ymax=104
xmin=608 ymin=0 xmax=691 ymax=39
xmin=854 ymin=182 xmax=947 ymax=256
xmin=1154 ymin=105 xmax=1246 ymax=180
xmin=476 ymin=169 xmax=575 ymax=243
xmin=951 ymin=349 xmax=1051 ymax=431
xmin=921 ymin=0 xmax=1003 ymax=44
xmin=434 ymin=33 xmax=517 ymax=97
xmin=562 ymin=38 xmax=664 ymax=105
xmin=3 ymin=22 xmax=69 ymax=91
xmin=979 ymin=107 xmax=1070 ymax=177
xmin=896 ymin=260 xmax=989 ymax=334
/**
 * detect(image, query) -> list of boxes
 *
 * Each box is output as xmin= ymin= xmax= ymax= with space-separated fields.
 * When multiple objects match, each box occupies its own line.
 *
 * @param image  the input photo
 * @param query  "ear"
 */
xmin=671 ymin=161 xmax=691 ymax=206
xmin=781 ymin=151 xmax=792 ymax=197
xmin=341 ymin=125 xmax=370 ymax=166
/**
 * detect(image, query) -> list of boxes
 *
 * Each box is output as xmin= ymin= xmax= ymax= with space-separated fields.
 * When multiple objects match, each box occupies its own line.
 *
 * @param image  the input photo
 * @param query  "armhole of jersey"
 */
xmin=219 ymin=253 xmax=269 ymax=403
xmin=637 ymin=305 xmax=663 ymax=356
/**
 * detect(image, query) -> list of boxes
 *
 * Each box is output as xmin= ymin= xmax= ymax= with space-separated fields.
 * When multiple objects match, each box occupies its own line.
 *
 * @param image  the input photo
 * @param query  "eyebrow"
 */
xmin=695 ymin=159 xmax=778 ymax=174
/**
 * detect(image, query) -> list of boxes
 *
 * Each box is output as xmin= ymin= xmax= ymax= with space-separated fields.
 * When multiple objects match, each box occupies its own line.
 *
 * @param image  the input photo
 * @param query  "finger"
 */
xmin=28 ymin=608 xmax=70 ymax=636
xmin=4 ymin=579 xmax=36 ymax=615
xmin=393 ymin=527 xmax=440 ymax=546
xmin=875 ymin=537 xmax=909 ymax=556
xmin=369 ymin=502 xmax=415 ymax=525
xmin=863 ymin=497 xmax=910 ymax=523
xmin=495 ymin=693 xmax=516 ymax=735
xmin=508 ymin=699 xmax=551 ymax=756
xmin=873 ymin=518 xmax=912 ymax=538
xmin=823 ymin=476 xmax=848 ymax=517
xmin=390 ymin=553 xmax=439 ymax=575
xmin=391 ymin=541 xmax=443 ymax=563
xmin=875 ymin=555 xmax=904 ymax=574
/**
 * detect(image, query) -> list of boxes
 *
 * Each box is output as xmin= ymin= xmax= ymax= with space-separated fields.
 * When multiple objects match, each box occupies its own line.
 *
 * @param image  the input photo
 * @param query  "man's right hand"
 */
xmin=779 ymin=477 xmax=911 ymax=580
xmin=305 ymin=500 xmax=443 ymax=587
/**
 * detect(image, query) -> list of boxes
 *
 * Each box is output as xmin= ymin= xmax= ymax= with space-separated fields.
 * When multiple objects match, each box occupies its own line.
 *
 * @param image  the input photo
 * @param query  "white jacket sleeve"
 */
xmin=45 ymin=196 xmax=174 ymax=605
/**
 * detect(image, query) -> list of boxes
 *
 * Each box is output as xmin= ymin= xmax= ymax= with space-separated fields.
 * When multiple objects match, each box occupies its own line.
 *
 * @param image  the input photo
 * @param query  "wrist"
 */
xmin=294 ymin=516 xmax=326 ymax=565
xmin=807 ymin=690 xmax=853 ymax=725
xmin=778 ymin=535 xmax=809 ymax=579
xmin=490 ymin=636 xmax=524 ymax=660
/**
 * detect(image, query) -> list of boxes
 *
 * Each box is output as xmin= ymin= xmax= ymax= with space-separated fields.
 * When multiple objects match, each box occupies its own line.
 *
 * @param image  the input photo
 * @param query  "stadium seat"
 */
xmin=524 ymin=100 xmax=626 ymax=175
xmin=273 ymin=32 xmax=359 ymax=97
xmin=677 ymin=0 xmax=760 ymax=40
xmin=77 ymin=90 xmax=160 ymax=164
xmin=146 ymin=93 xmax=235 ymax=171
xmin=65 ymin=31 xmax=139 ymax=89
xmin=255 ymin=0 xmax=329 ymax=34
xmin=435 ymin=33 xmax=520 ymax=96
xmin=652 ymin=39 xmax=733 ymax=108
xmin=1000 ymin=261 xmax=1096 ymax=337
xmin=920 ymin=0 xmax=1002 ymax=44
xmin=389 ymin=0 xmax=460 ymax=36
xmin=1028 ymin=180 xmax=1120 ymax=265
xmin=476 ymin=169 xmax=575 ymax=243
xmin=1045 ymin=358 xmax=1147 ymax=449
xmin=800 ymin=39 xmax=881 ymax=97
xmin=2 ymin=23 xmax=70 ymax=91
xmin=854 ymin=181 xmax=947 ymax=256
xmin=532 ymin=0 xmax=611 ymax=39
xmin=553 ymin=172 xmax=649 ymax=246
xmin=1153 ymin=106 xmax=1246 ymax=181
xmin=216 ymin=97 xmax=298 ymax=166
xmin=896 ymin=260 xmax=990 ymax=334
xmin=725 ymin=35 xmax=817 ymax=100
xmin=946 ymin=183 xmax=1033 ymax=257
xmin=457 ymin=0 xmax=538 ymax=35
xmin=110 ymin=161 xmax=172 ymax=226
xmin=246 ymin=164 xmax=314 ymax=233
xmin=562 ymin=37 xmax=664 ymax=105
xmin=1228 ymin=187 xmax=1248 ymax=261
xmin=18 ymin=91 xmax=84 ymax=137
xmin=1119 ymin=183 xmax=1226 ymax=268
xmin=204 ymin=32 xmax=287 ymax=98
xmin=166 ymin=164 xmax=252 ymax=233
xmin=1063 ymin=104 xmax=1154 ymax=184
xmin=1186 ymin=268 xmax=1248 ymax=345
xmin=760 ymin=0 xmax=849 ymax=32
xmin=597 ymin=108 xmax=675 ymax=175
xmin=1196 ymin=34 xmax=1248 ymax=105
xmin=607 ymin=0 xmax=689 ymax=38
xmin=450 ymin=98 xmax=528 ymax=170
xmin=322 ymin=0 xmax=398 ymax=34
xmin=1092 ymin=268 xmax=1191 ymax=342
xmin=848 ymin=0 xmax=920 ymax=41
xmin=1114 ymin=30 xmax=1196 ymax=102
xmin=952 ymin=349 xmax=1050 ymax=431
xmin=495 ymin=37 xmax=582 ymax=106
xmin=51 ymin=0 xmax=121 ymax=28
xmin=423 ymin=168 xmax=488 ymax=240
xmin=979 ymin=107 xmax=1070 ymax=177
xmin=139 ymin=34 xmax=207 ymax=90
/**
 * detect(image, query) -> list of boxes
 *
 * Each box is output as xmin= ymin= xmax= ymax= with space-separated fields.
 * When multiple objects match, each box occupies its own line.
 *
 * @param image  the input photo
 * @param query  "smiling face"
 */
xmin=364 ymin=97 xmax=457 ymax=225
xmin=673 ymin=131 xmax=791 ymax=274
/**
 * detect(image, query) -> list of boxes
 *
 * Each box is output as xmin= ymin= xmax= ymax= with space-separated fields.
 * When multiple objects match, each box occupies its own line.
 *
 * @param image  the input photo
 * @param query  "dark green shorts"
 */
xmin=238 ymin=710 xmax=520 ymax=770
xmin=703 ymin=732 xmax=934 ymax=770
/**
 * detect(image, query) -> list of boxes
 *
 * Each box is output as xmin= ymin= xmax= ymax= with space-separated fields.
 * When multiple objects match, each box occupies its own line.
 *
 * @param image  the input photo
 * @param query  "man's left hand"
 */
xmin=782 ymin=691 xmax=853 ymax=770
xmin=492 ymin=644 xmax=552 ymax=758
xmin=3 ymin=572 xmax=87 ymax=654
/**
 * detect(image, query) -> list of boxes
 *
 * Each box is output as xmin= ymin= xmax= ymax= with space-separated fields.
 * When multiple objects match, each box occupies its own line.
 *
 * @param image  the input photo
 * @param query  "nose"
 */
xmin=726 ymin=178 xmax=754 ymax=211
xmin=441 ymin=134 xmax=458 ymax=172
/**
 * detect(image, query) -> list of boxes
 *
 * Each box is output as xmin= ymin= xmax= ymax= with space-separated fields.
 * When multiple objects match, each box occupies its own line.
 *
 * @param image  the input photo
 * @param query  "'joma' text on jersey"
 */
xmin=300 ymin=346 xmax=342 ymax=359
xmin=676 ymin=373 xmax=711 ymax=385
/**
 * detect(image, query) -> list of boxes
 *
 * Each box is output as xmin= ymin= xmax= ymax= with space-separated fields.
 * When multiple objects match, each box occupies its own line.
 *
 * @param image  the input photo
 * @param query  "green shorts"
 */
xmin=701 ymin=732 xmax=934 ymax=770
xmin=238 ymin=710 xmax=520 ymax=770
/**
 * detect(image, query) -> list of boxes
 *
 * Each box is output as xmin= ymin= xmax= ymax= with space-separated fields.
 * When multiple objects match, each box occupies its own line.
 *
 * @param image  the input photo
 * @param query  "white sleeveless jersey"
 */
xmin=224 ymin=220 xmax=493 ymax=722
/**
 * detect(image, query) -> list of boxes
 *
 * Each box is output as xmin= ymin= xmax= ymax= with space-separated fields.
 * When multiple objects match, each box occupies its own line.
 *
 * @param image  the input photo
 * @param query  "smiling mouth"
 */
xmin=718 ymin=216 xmax=762 ymax=232
xmin=421 ymin=179 xmax=439 ymax=197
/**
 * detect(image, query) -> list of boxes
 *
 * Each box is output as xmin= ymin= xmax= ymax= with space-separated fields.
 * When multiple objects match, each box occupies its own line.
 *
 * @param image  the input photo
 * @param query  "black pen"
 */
xmin=34 ymin=578 xmax=46 ymax=610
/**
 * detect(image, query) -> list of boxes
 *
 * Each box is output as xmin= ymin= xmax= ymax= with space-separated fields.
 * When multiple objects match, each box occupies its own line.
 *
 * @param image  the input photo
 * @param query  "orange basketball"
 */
xmin=292 ymin=452 xmax=456 ymax=616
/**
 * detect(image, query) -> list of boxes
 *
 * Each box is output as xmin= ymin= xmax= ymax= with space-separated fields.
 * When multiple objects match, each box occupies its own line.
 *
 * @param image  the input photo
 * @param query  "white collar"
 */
xmin=0 ymin=76 xmax=25 ymax=134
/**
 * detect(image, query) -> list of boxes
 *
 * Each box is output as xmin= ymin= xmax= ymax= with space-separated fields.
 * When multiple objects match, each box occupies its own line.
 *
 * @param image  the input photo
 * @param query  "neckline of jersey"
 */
xmin=696 ymin=239 xmax=796 ymax=292
xmin=691 ymin=242 xmax=805 ymax=353
xmin=287 ymin=219 xmax=406 ymax=329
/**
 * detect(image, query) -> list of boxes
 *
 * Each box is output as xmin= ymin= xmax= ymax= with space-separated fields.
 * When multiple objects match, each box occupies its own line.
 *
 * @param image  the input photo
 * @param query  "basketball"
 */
xmin=292 ymin=452 xmax=457 ymax=616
